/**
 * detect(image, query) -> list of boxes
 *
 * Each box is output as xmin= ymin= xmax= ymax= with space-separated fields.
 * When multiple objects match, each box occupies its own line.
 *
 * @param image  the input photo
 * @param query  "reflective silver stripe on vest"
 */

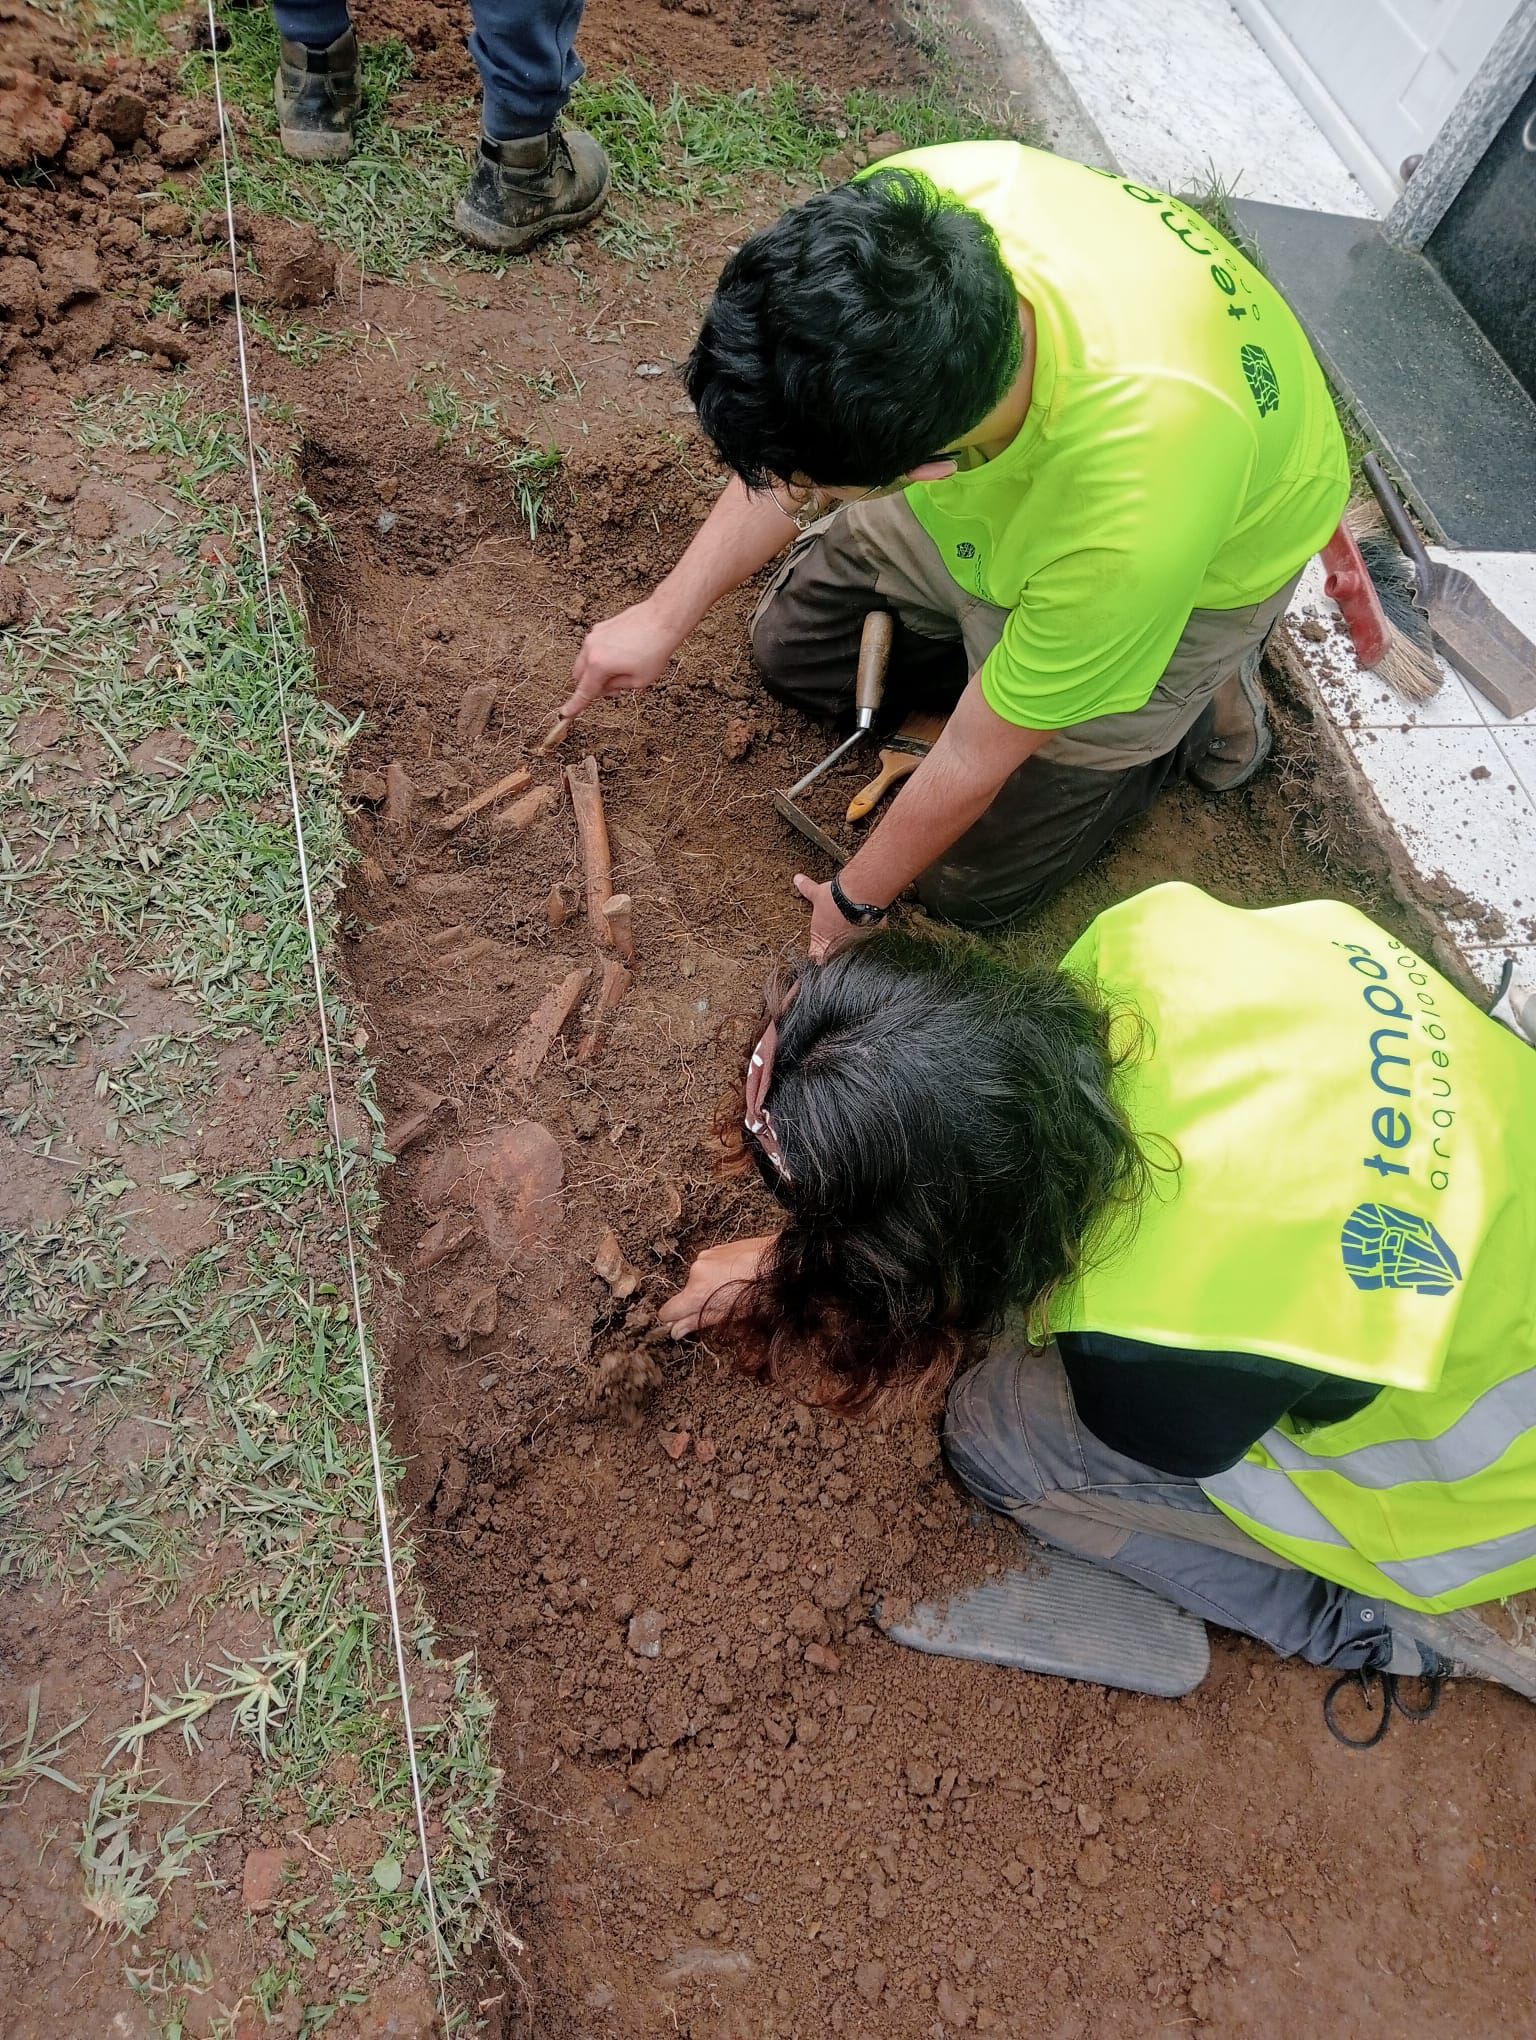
xmin=1200 ymin=1461 xmax=1352 ymax=1548
xmin=1257 ymin=1363 xmax=1536 ymax=1492
xmin=1202 ymin=1457 xmax=1536 ymax=1599
xmin=1377 ymin=1520 xmax=1536 ymax=1599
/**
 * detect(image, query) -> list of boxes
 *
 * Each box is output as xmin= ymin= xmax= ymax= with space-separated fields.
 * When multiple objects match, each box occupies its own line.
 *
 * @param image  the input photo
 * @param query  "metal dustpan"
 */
xmin=878 ymin=1535 xmax=1209 ymax=1699
xmin=1364 ymin=454 xmax=1536 ymax=718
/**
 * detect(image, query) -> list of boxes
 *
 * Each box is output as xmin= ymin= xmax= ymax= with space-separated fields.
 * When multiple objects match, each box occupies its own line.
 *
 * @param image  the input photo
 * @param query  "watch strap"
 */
xmin=829 ymin=872 xmax=888 ymax=926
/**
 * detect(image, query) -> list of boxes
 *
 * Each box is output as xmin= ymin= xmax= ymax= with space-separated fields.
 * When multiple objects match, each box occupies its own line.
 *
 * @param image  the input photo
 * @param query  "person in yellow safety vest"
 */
xmin=556 ymin=142 xmax=1351 ymax=959
xmin=658 ymin=884 xmax=1536 ymax=1711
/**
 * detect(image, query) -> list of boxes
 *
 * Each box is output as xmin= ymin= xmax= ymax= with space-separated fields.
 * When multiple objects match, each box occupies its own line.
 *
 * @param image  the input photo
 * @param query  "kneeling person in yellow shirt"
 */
xmin=560 ymin=143 xmax=1351 ymax=953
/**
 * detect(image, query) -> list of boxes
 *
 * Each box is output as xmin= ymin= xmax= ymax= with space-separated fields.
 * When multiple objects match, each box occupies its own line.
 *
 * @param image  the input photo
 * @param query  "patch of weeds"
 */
xmin=506 ymin=443 xmax=563 ymax=541
xmin=78 ymin=1772 xmax=216 ymax=1941
xmin=1181 ymin=166 xmax=1244 ymax=248
xmin=72 ymin=0 xmax=172 ymax=58
xmin=4 ymin=392 xmax=353 ymax=1037
xmin=250 ymin=314 xmax=358 ymax=366
xmin=3 ymin=382 xmax=499 ymax=2007
xmin=406 ymin=369 xmax=564 ymax=539
xmin=576 ymin=72 xmax=1024 ymax=265
xmin=1 ymin=1686 xmax=86 ymax=1802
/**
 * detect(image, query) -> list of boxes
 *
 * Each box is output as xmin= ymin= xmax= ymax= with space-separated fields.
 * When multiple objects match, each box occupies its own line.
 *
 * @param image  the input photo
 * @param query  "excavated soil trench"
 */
xmin=11 ymin=0 xmax=1531 ymax=2024
xmin=289 ymin=6 xmax=1536 ymax=2035
xmin=310 ymin=425 xmax=1536 ymax=2040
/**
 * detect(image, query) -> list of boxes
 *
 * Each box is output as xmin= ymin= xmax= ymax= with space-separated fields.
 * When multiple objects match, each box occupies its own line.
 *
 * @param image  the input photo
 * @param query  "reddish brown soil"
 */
xmin=7 ymin=0 xmax=1536 ymax=2035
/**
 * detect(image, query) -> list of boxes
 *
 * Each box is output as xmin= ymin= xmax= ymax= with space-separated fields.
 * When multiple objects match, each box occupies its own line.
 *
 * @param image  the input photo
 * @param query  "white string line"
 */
xmin=200 ymin=8 xmax=451 ymax=2023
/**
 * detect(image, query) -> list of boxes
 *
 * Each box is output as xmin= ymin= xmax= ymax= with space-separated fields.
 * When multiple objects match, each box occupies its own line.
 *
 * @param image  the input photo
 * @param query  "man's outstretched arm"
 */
xmin=562 ymin=476 xmax=798 ymax=720
xmin=796 ymin=673 xmax=1053 ymax=958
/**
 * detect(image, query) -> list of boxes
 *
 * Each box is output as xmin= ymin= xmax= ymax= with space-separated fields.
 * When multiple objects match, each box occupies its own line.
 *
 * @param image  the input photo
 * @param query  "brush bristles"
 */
xmin=1373 ymin=630 xmax=1442 ymax=703
xmin=1344 ymin=504 xmax=1443 ymax=702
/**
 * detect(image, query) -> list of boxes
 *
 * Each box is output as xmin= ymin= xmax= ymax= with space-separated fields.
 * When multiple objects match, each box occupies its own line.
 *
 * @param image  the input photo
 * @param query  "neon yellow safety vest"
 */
xmin=1050 ymin=884 xmax=1536 ymax=1614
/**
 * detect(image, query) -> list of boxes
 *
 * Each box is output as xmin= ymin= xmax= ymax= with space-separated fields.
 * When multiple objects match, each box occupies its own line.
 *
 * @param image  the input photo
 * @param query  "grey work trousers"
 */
xmin=750 ymin=493 xmax=1300 ymax=929
xmin=944 ymin=1339 xmax=1397 ymax=1671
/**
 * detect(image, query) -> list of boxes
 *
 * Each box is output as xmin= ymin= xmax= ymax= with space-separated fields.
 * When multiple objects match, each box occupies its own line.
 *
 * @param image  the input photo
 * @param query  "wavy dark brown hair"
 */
xmin=717 ymin=928 xmax=1154 ymax=1417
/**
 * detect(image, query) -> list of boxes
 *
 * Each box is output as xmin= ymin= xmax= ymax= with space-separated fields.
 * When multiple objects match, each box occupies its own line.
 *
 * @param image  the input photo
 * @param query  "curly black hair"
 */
xmin=723 ymin=928 xmax=1154 ymax=1415
xmin=685 ymin=166 xmax=1024 ymax=490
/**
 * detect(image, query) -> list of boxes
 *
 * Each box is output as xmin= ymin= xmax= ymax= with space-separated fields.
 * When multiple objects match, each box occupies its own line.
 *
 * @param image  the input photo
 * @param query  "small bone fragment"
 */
xmin=443 ymin=1281 xmax=499 ymax=1348
xmin=565 ymin=755 xmax=614 ymax=943
xmin=577 ymin=959 xmax=632 ymax=1064
xmin=381 ymin=761 xmax=415 ymax=828
xmin=385 ymin=1082 xmax=449 ymax=1158
xmin=455 ymin=682 xmax=498 ymax=745
xmin=545 ymin=885 xmax=572 ymax=930
xmin=508 ymin=968 xmax=591 ymax=1085
xmin=601 ymin=892 xmax=635 ymax=963
xmin=411 ymin=1215 xmax=476 ymax=1272
xmin=491 ymin=783 xmax=556 ymax=834
xmin=535 ymin=714 xmax=574 ymax=756
xmin=439 ymin=765 xmax=533 ymax=833
xmin=386 ymin=1101 xmax=444 ymax=1157
xmin=597 ymin=958 xmax=633 ymax=1012
xmin=594 ymin=1227 xmax=642 ymax=1299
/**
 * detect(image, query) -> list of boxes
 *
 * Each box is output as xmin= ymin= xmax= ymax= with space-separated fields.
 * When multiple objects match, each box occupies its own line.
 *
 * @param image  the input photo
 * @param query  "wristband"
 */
xmin=829 ymin=872 xmax=889 ymax=927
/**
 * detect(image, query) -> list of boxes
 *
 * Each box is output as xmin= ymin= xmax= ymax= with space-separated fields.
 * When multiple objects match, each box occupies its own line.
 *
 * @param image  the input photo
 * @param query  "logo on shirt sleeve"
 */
xmin=1340 ymin=1203 xmax=1462 ymax=1297
xmin=1240 ymin=344 xmax=1280 ymax=417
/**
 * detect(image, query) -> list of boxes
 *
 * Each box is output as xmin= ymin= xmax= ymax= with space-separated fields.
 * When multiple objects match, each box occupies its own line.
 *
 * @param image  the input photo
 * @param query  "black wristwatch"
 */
xmin=829 ymin=872 xmax=889 ymax=927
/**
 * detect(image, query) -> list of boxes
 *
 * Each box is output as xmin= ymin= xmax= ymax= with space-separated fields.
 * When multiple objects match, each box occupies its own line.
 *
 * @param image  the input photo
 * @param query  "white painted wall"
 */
xmin=1231 ymin=0 xmax=1519 ymax=209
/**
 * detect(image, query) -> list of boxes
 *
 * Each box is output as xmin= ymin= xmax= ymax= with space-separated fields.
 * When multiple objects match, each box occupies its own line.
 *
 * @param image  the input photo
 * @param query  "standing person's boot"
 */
xmin=454 ymin=124 xmax=610 ymax=254
xmin=274 ymin=27 xmax=361 ymax=162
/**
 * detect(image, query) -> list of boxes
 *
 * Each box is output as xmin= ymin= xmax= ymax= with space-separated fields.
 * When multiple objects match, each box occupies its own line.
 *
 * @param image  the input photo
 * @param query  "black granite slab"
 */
xmin=1231 ymin=198 xmax=1536 ymax=551
xmin=1428 ymin=74 xmax=1536 ymax=406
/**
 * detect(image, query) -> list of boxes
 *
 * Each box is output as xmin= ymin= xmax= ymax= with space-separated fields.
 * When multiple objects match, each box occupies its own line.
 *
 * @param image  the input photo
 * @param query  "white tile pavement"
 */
xmin=1017 ymin=0 xmax=1375 ymax=213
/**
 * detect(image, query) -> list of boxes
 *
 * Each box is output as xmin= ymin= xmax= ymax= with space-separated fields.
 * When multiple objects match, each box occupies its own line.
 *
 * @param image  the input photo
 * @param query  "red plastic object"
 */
xmin=1320 ymin=524 xmax=1388 ymax=668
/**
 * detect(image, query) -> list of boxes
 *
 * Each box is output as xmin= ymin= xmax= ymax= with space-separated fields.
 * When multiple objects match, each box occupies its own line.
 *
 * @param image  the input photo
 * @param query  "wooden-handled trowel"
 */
xmin=772 ymin=610 xmax=894 ymax=866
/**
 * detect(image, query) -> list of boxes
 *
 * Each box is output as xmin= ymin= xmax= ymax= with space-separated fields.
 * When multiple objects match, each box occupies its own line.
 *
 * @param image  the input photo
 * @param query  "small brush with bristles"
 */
xmin=1345 ymin=500 xmax=1441 ymax=703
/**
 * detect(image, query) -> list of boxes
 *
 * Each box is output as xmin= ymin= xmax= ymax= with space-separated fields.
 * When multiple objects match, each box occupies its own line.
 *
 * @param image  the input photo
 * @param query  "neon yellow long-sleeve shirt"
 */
xmin=881 ymin=143 xmax=1350 ymax=730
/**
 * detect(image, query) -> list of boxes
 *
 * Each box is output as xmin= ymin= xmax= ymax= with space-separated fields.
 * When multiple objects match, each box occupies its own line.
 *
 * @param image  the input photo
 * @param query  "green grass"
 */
xmin=406 ymin=367 xmax=565 ymax=536
xmin=159 ymin=5 xmax=1025 ymax=279
xmin=2 ymin=386 xmax=496 ymax=2025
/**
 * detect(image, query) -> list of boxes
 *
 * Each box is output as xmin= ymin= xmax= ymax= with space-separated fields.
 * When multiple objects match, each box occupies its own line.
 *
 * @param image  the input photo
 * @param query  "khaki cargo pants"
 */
xmin=750 ymin=493 xmax=1301 ymax=927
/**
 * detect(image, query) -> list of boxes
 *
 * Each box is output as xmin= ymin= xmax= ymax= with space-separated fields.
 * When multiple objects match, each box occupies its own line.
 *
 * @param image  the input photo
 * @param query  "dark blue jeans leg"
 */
xmin=270 ymin=0 xmax=351 ymax=49
xmin=470 ymin=0 xmax=588 ymax=141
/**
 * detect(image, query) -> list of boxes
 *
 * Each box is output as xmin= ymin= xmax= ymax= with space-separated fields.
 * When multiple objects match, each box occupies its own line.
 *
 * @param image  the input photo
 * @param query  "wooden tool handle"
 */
xmin=847 ymin=748 xmax=921 ymax=822
xmin=855 ymin=611 xmax=894 ymax=724
xmin=1362 ymin=454 xmax=1433 ymax=589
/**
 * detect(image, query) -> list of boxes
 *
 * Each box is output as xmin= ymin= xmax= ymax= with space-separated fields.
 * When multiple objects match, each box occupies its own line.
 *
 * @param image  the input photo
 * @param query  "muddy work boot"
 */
xmin=454 ymin=125 xmax=611 ymax=255
xmin=274 ymin=28 xmax=361 ymax=163
xmin=1188 ymin=660 xmax=1272 ymax=793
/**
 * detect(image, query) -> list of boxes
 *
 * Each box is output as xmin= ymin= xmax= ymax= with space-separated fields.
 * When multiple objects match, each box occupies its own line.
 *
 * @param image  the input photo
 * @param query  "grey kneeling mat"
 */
xmin=879 ymin=1541 xmax=1210 ymax=1698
